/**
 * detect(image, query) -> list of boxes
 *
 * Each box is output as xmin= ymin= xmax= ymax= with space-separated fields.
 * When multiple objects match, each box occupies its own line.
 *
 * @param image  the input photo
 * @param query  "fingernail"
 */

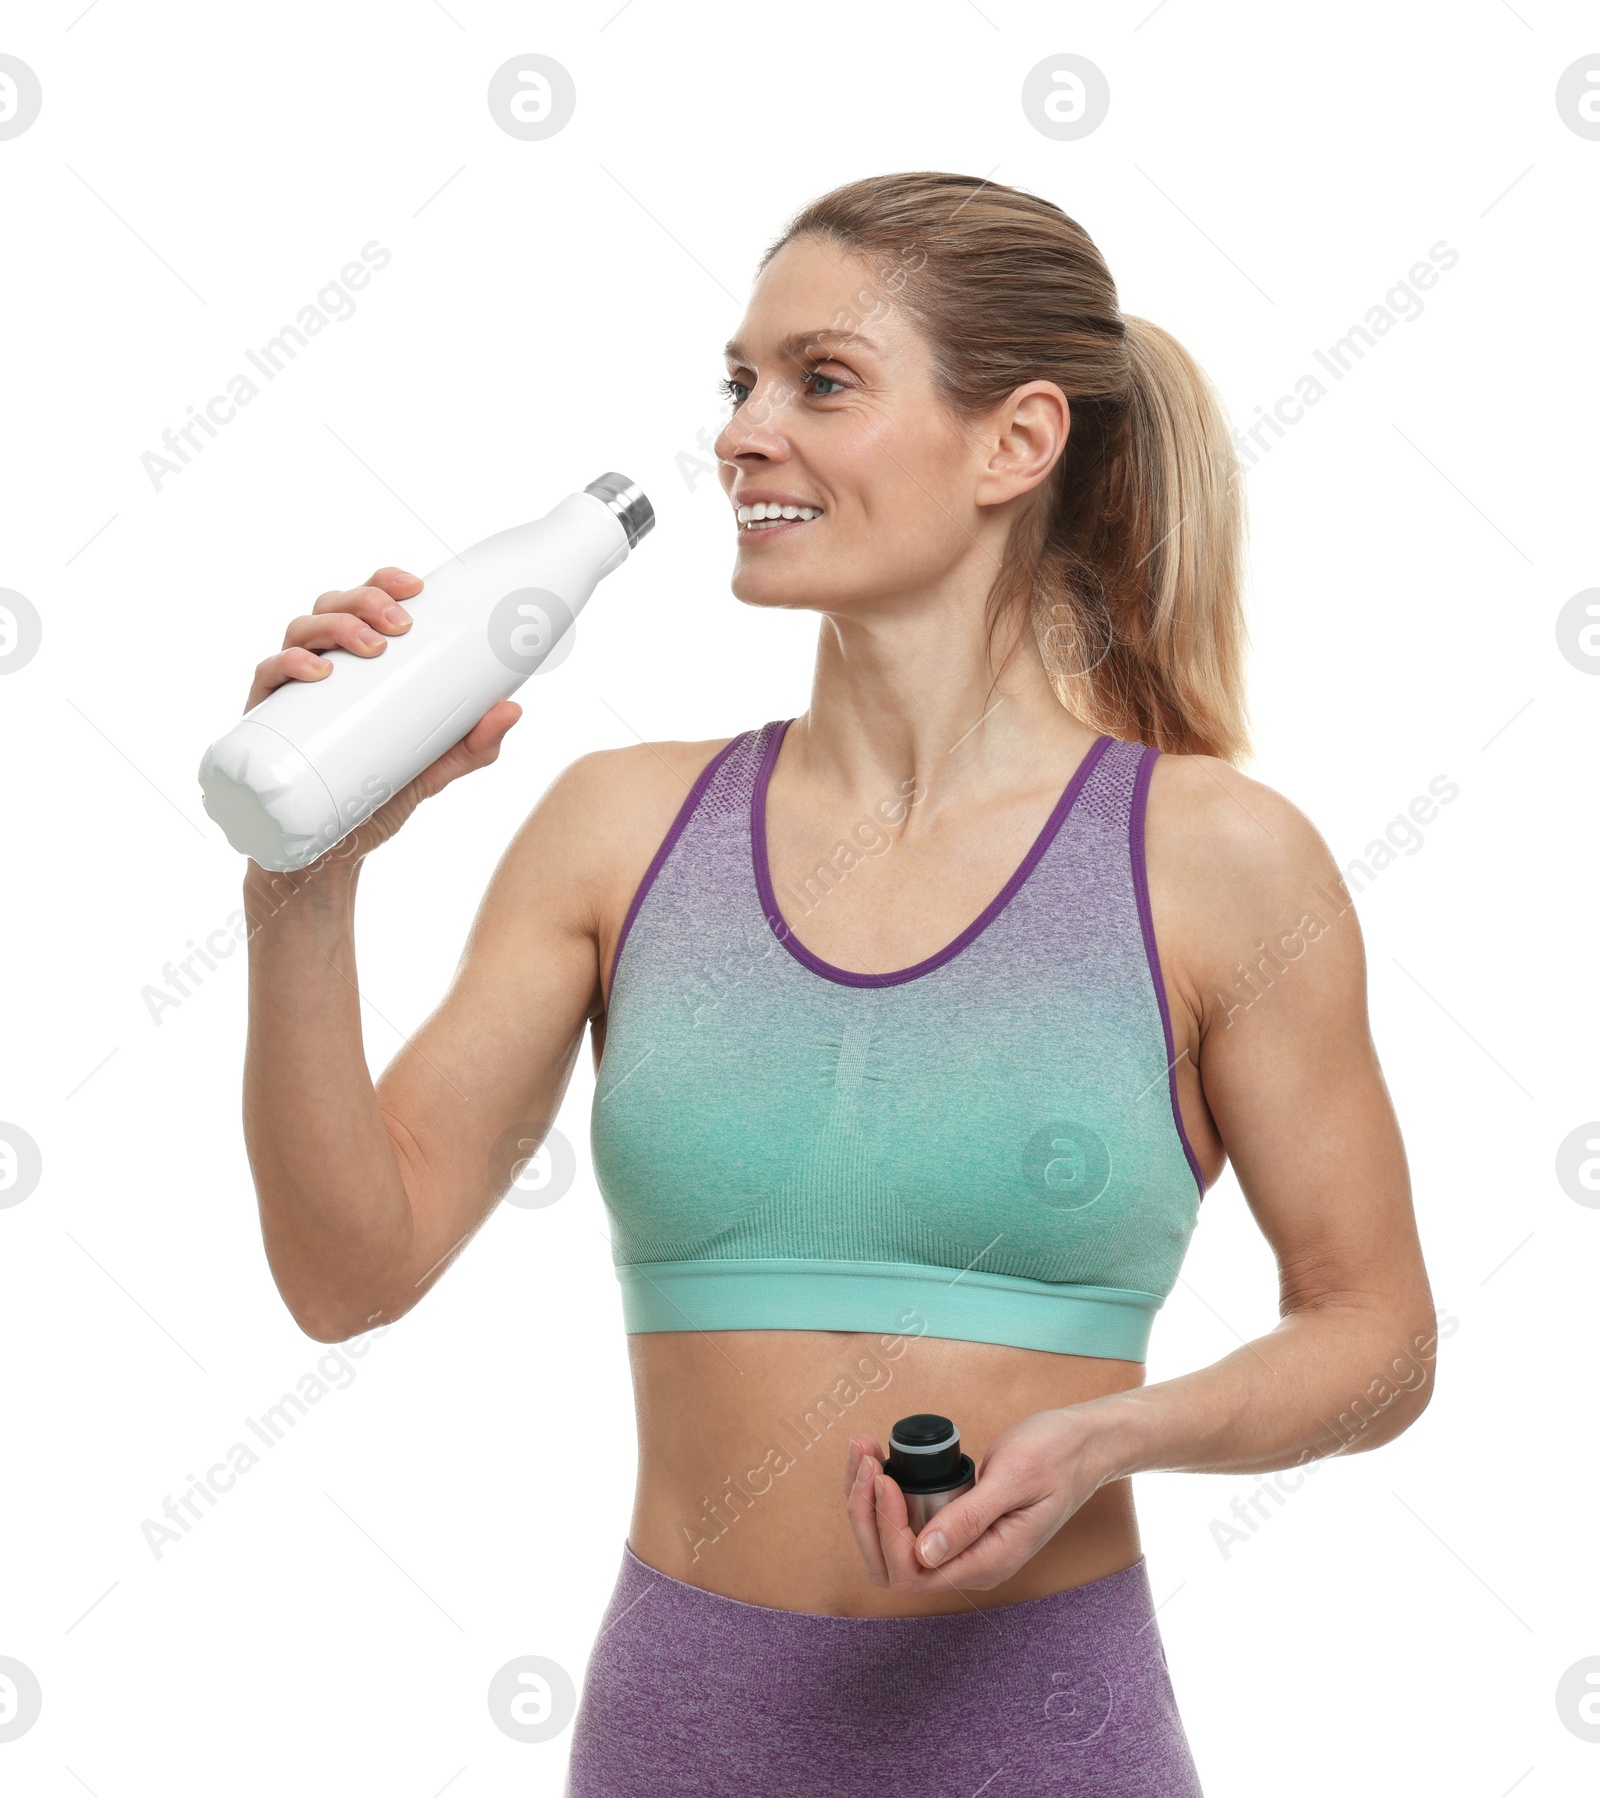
xmin=359 ymin=627 xmax=384 ymax=646
xmin=920 ymin=1531 xmax=947 ymax=1567
xmin=384 ymin=605 xmax=411 ymax=626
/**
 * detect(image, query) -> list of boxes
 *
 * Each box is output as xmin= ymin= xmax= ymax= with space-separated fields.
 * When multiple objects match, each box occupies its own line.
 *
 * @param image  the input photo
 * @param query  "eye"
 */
xmin=718 ymin=367 xmax=849 ymax=409
xmin=804 ymin=370 xmax=846 ymax=396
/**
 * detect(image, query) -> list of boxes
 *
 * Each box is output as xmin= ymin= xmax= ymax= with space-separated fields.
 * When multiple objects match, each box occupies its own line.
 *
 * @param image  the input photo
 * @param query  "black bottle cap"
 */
xmin=886 ymin=1413 xmax=970 ymax=1493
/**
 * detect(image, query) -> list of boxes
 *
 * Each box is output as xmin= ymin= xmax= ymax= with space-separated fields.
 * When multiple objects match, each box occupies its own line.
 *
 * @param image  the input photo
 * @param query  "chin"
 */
xmin=730 ymin=564 xmax=825 ymax=612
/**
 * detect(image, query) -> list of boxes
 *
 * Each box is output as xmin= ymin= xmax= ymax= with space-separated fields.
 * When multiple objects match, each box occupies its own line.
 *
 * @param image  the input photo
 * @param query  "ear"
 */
xmin=974 ymin=380 xmax=1070 ymax=510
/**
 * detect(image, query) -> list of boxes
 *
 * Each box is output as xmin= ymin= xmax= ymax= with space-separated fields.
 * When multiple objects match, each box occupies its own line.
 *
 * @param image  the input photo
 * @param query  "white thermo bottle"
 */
xmin=198 ymin=472 xmax=654 ymax=872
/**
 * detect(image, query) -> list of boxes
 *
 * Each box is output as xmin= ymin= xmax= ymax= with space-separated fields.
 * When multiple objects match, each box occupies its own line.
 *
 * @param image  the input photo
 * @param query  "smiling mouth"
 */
xmin=736 ymin=502 xmax=823 ymax=532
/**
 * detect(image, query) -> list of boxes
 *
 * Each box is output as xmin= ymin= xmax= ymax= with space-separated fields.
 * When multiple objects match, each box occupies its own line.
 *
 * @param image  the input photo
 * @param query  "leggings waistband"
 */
xmin=614 ymin=1537 xmax=1156 ymax=1634
xmin=566 ymin=1538 xmax=1205 ymax=1796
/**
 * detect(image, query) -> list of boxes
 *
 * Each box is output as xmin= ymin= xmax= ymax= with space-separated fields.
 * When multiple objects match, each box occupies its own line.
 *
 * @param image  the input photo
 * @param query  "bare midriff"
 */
xmin=624 ymin=1326 xmax=1144 ymax=1618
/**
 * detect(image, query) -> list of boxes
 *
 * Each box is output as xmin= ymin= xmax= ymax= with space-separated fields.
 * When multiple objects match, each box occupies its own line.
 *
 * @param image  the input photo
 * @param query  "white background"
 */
xmin=1 ymin=1 xmax=1595 ymax=1792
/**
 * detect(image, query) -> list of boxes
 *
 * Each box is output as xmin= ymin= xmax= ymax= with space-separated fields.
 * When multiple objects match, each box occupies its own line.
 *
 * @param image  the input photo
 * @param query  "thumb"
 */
xmin=420 ymin=700 xmax=522 ymax=792
xmin=915 ymin=1469 xmax=1023 ymax=1568
xmin=463 ymin=698 xmax=523 ymax=756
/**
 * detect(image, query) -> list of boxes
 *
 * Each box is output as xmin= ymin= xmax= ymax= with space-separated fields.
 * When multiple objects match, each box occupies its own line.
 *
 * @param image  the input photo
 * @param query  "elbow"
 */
xmin=1387 ymin=1300 xmax=1444 ymax=1440
xmin=294 ymin=1312 xmax=366 ymax=1345
xmin=265 ymin=1249 xmax=410 ymax=1344
xmin=1383 ymin=1369 xmax=1435 ymax=1446
xmin=278 ymin=1281 xmax=401 ymax=1344
xmin=284 ymin=1299 xmax=364 ymax=1344
xmin=1328 ymin=1303 xmax=1442 ymax=1456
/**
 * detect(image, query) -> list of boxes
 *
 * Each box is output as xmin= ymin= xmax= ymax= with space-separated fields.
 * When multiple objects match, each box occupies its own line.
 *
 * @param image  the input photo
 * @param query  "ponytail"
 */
xmin=761 ymin=173 xmax=1252 ymax=764
xmin=1035 ymin=316 xmax=1249 ymax=761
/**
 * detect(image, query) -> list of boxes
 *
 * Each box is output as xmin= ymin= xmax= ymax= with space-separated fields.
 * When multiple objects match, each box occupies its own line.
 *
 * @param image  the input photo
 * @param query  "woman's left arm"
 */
xmin=847 ymin=756 xmax=1439 ymax=1590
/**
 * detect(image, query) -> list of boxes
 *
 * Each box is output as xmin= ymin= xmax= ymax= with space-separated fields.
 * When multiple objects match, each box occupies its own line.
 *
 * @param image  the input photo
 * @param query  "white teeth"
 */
xmin=735 ymin=502 xmax=821 ymax=527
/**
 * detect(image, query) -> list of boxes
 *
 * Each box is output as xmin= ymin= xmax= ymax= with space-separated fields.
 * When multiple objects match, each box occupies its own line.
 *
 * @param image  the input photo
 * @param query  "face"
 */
xmin=715 ymin=234 xmax=1064 ymax=620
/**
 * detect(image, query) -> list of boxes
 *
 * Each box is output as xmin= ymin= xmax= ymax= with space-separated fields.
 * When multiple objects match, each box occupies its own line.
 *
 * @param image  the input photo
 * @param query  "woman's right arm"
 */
xmin=237 ymin=564 xmax=676 ymax=1342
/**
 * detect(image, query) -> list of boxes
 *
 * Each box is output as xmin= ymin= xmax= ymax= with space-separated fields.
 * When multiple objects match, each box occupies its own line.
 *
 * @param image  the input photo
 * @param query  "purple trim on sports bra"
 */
xmin=606 ymin=732 xmax=747 ymax=1007
xmin=1129 ymin=744 xmax=1208 ymax=1199
xmin=752 ymin=720 xmax=1113 ymax=990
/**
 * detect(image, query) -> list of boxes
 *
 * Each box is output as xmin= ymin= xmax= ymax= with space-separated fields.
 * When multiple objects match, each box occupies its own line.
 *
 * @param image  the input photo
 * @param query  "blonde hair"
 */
xmin=759 ymin=171 xmax=1251 ymax=763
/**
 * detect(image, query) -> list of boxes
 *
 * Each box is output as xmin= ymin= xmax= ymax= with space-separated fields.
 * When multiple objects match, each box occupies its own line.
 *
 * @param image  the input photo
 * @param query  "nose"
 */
xmin=714 ymin=378 xmax=795 ymax=466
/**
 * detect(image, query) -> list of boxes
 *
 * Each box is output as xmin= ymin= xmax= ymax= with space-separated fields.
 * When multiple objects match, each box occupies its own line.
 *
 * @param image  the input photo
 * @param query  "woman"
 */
xmin=241 ymin=172 xmax=1437 ymax=1794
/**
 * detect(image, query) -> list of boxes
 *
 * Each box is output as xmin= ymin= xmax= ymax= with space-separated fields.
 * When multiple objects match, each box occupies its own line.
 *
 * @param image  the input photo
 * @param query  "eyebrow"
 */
xmin=723 ymin=328 xmax=881 ymax=366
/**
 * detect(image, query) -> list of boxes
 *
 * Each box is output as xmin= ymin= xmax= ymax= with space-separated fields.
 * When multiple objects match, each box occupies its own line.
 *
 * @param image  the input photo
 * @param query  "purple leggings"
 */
xmin=566 ymin=1542 xmax=1204 ymax=1796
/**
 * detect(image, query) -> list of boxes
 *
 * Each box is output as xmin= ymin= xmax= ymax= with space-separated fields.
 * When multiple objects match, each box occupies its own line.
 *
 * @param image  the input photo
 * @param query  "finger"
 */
xmin=872 ymin=1472 xmax=927 ymax=1589
xmin=324 ymin=567 xmax=421 ymax=606
xmin=364 ymin=566 xmax=424 ymax=598
xmin=845 ymin=1453 xmax=890 ymax=1587
xmin=281 ymin=612 xmax=401 ymax=659
xmin=842 ymin=1433 xmax=885 ymax=1501
xmin=244 ymin=644 xmax=334 ymax=709
xmin=308 ymin=584 xmax=417 ymax=632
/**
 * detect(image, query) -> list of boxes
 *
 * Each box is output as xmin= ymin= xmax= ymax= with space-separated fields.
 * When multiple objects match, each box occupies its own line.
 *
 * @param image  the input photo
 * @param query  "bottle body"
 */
xmin=899 ymin=1477 xmax=977 ymax=1532
xmin=198 ymin=477 xmax=651 ymax=871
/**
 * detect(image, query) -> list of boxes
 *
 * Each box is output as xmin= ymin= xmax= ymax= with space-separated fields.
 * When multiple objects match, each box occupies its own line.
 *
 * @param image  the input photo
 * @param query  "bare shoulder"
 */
xmin=1142 ymin=750 xmax=1360 ymax=1012
xmin=1144 ymin=751 xmax=1340 ymax=904
xmin=548 ymin=733 xmax=737 ymax=879
xmin=488 ymin=733 xmax=738 ymax=951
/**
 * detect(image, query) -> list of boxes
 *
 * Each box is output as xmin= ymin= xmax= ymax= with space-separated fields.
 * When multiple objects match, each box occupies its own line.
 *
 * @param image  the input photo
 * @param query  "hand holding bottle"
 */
xmin=236 ymin=564 xmax=523 ymax=877
xmin=200 ymin=473 xmax=654 ymax=874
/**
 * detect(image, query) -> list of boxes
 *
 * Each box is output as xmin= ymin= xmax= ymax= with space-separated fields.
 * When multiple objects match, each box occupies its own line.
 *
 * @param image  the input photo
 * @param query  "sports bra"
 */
xmin=589 ymin=719 xmax=1208 ymax=1362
